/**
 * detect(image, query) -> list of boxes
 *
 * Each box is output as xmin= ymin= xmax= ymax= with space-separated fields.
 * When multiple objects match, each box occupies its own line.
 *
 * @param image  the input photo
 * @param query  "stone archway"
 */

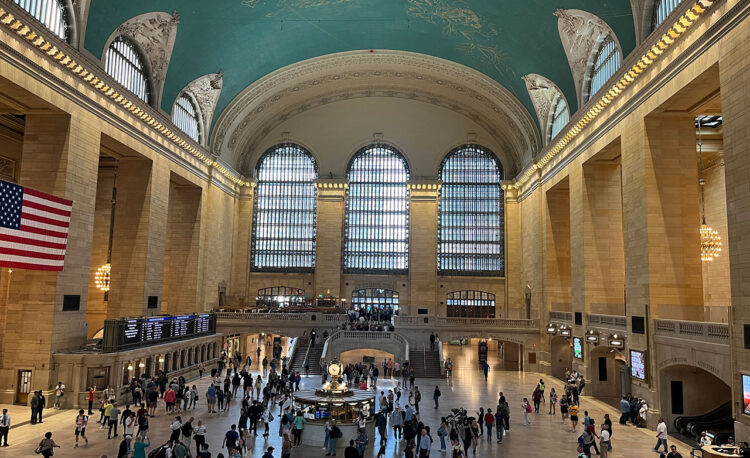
xmin=589 ymin=346 xmax=627 ymax=407
xmin=550 ymin=336 xmax=573 ymax=381
xmin=659 ymin=364 xmax=731 ymax=434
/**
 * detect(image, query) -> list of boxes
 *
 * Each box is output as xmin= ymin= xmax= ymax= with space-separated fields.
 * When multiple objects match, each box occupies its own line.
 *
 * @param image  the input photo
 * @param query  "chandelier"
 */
xmin=697 ymin=118 xmax=721 ymax=262
xmin=95 ymin=263 xmax=111 ymax=292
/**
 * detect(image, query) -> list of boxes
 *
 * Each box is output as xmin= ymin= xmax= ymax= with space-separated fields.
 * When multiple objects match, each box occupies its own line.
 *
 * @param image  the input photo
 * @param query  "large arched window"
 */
xmin=438 ymin=145 xmax=504 ymax=275
xmin=651 ymin=0 xmax=681 ymax=30
xmin=256 ymin=286 xmax=305 ymax=308
xmin=251 ymin=144 xmax=318 ymax=272
xmin=351 ymin=288 xmax=399 ymax=313
xmin=588 ymin=36 xmax=621 ymax=101
xmin=446 ymin=290 xmax=496 ymax=318
xmin=344 ymin=144 xmax=410 ymax=274
xmin=105 ymin=36 xmax=151 ymax=103
xmin=15 ymin=0 xmax=70 ymax=42
xmin=172 ymin=94 xmax=201 ymax=143
xmin=548 ymin=94 xmax=570 ymax=142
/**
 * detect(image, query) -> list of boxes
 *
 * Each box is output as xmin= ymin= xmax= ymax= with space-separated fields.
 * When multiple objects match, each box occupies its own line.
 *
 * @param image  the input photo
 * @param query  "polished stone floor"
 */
xmin=0 ymin=343 xmax=692 ymax=457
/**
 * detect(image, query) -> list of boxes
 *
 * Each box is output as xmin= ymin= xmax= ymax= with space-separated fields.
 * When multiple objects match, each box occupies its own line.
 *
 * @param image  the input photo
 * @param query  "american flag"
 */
xmin=0 ymin=180 xmax=73 ymax=271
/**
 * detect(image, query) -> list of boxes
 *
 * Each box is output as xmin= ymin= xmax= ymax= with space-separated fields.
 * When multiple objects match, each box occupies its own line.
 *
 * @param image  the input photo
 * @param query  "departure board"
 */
xmin=102 ymin=313 xmax=216 ymax=352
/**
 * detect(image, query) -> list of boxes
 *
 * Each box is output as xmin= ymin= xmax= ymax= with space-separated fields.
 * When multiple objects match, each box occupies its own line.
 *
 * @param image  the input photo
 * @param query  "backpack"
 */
xmin=148 ymin=444 xmax=168 ymax=458
xmin=331 ymin=426 xmax=342 ymax=439
xmin=526 ymin=404 xmax=532 ymax=413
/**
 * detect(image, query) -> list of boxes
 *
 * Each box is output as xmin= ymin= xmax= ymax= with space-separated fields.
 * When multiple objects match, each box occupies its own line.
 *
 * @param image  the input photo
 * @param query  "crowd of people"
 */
xmin=19 ymin=341 xmax=710 ymax=458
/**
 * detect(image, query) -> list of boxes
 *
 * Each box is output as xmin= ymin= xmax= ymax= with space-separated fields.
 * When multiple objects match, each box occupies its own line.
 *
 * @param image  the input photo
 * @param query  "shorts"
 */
xmin=166 ymin=402 xmax=175 ymax=408
xmin=75 ymin=427 xmax=86 ymax=436
xmin=570 ymin=415 xmax=578 ymax=422
xmin=149 ymin=401 xmax=157 ymax=408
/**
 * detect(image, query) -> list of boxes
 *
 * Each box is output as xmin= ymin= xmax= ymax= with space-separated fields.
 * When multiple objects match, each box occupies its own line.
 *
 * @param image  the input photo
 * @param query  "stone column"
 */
xmin=407 ymin=180 xmax=440 ymax=316
xmin=0 ymin=112 xmax=100 ymax=404
xmin=108 ymin=158 xmax=170 ymax=318
xmin=504 ymin=182 xmax=522 ymax=318
xmin=314 ymin=179 xmax=347 ymax=298
xmin=230 ymin=184 xmax=253 ymax=300
xmin=163 ymin=180 xmax=203 ymax=314
xmin=720 ymin=19 xmax=750 ymax=440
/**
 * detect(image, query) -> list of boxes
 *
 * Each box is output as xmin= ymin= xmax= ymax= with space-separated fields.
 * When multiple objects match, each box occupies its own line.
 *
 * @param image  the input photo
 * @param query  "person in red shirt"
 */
xmin=484 ymin=409 xmax=495 ymax=442
xmin=88 ymin=387 xmax=95 ymax=415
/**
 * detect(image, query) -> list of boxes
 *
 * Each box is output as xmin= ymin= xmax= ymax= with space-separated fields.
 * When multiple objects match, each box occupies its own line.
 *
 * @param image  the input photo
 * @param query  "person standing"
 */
xmin=418 ymin=428 xmax=431 ymax=458
xmin=429 ymin=333 xmax=435 ymax=351
xmin=327 ymin=419 xmax=341 ymax=456
xmin=282 ymin=432 xmax=292 ymax=458
xmin=193 ymin=420 xmax=207 ymax=456
xmin=599 ymin=424 xmax=611 ymax=458
xmin=133 ymin=434 xmax=151 ymax=458
xmin=433 ymin=386 xmax=441 ymax=409
xmin=292 ymin=410 xmax=306 ymax=446
xmin=87 ymin=387 xmax=95 ymax=415
xmin=494 ymin=409 xmax=504 ymax=443
xmin=414 ymin=387 xmax=421 ymax=414
xmin=30 ymin=391 xmax=39 ymax=424
xmin=538 ymin=379 xmax=546 ymax=403
xmin=169 ymin=416 xmax=182 ymax=443
xmin=522 ymin=398 xmax=531 ymax=426
xmin=74 ymin=409 xmax=89 ymax=447
xmin=356 ymin=427 xmax=369 ymax=457
xmin=654 ymin=417 xmax=669 ymax=454
xmin=37 ymin=390 xmax=46 ymax=423
xmin=619 ymin=396 xmax=630 ymax=425
xmin=437 ymin=418 xmax=447 ymax=452
xmin=0 ymin=408 xmax=9 ymax=446
xmin=344 ymin=440 xmax=359 ymax=458
xmin=108 ymin=403 xmax=121 ymax=439
xmin=54 ymin=382 xmax=66 ymax=409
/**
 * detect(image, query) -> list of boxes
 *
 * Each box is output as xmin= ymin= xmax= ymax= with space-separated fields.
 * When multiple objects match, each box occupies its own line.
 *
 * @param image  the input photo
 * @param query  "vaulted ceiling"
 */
xmin=83 ymin=0 xmax=637 ymax=135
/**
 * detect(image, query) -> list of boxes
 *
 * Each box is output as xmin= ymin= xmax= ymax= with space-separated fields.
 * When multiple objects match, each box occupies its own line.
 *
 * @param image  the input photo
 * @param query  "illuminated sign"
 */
xmin=573 ymin=337 xmax=583 ymax=360
xmin=630 ymin=350 xmax=647 ymax=382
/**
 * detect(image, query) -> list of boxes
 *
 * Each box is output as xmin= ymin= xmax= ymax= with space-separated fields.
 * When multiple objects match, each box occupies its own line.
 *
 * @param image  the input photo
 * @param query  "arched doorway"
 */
xmin=659 ymin=365 xmax=731 ymax=435
xmin=589 ymin=346 xmax=627 ymax=407
xmin=550 ymin=336 xmax=573 ymax=381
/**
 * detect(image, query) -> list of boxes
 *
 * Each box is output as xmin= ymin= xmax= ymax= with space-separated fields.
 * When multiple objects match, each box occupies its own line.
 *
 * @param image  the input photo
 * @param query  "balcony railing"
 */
xmin=654 ymin=319 xmax=729 ymax=344
xmin=588 ymin=314 xmax=627 ymax=329
xmin=549 ymin=311 xmax=573 ymax=322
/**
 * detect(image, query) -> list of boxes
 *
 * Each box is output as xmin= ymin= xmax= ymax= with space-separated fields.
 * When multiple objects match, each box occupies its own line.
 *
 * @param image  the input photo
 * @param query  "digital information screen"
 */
xmin=743 ymin=374 xmax=750 ymax=416
xmin=103 ymin=313 xmax=216 ymax=352
xmin=630 ymin=350 xmax=647 ymax=382
xmin=573 ymin=337 xmax=583 ymax=360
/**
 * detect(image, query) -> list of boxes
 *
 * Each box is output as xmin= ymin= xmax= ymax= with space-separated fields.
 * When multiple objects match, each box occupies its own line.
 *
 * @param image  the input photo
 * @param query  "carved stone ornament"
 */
xmin=211 ymin=50 xmax=541 ymax=176
xmin=181 ymin=72 xmax=224 ymax=141
xmin=522 ymin=74 xmax=567 ymax=145
xmin=105 ymin=11 xmax=180 ymax=106
xmin=554 ymin=9 xmax=619 ymax=106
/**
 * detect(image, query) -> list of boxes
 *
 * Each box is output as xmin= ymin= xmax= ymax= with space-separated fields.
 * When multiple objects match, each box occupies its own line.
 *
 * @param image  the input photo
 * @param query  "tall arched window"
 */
xmin=344 ymin=144 xmax=410 ymax=274
xmin=15 ymin=0 xmax=70 ymax=42
xmin=651 ymin=0 xmax=681 ymax=30
xmin=446 ymin=290 xmax=496 ymax=318
xmin=105 ymin=36 xmax=151 ymax=103
xmin=351 ymin=288 xmax=399 ymax=313
xmin=588 ymin=36 xmax=621 ymax=101
xmin=438 ymin=145 xmax=504 ymax=275
xmin=172 ymin=94 xmax=201 ymax=143
xmin=252 ymin=144 xmax=318 ymax=271
xmin=549 ymin=95 xmax=570 ymax=141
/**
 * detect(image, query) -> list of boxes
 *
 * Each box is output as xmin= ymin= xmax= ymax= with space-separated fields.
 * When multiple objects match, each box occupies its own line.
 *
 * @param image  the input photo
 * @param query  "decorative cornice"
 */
xmin=211 ymin=50 xmax=541 ymax=176
xmin=512 ymin=0 xmax=718 ymax=194
xmin=315 ymin=178 xmax=348 ymax=201
xmin=0 ymin=3 xmax=250 ymax=188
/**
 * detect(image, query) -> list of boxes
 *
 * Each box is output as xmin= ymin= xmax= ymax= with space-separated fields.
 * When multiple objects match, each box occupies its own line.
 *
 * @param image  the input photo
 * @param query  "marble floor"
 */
xmin=0 ymin=343 xmax=692 ymax=457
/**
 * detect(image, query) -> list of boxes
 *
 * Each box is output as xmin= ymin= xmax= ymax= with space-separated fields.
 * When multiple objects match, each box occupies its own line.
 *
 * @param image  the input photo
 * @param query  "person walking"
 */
xmin=560 ymin=394 xmax=569 ymax=424
xmin=357 ymin=427 xmax=369 ymax=457
xmin=30 ymin=390 xmax=40 ymax=424
xmin=494 ymin=409 xmax=504 ymax=443
xmin=74 ymin=409 xmax=89 ymax=447
xmin=538 ymin=379 xmax=546 ymax=403
xmin=570 ymin=402 xmax=580 ymax=432
xmin=0 ymin=408 xmax=10 ymax=446
xmin=619 ymin=396 xmax=630 ymax=425
xmin=549 ymin=387 xmax=558 ymax=415
xmin=599 ymin=424 xmax=610 ymax=458
xmin=282 ymin=432 xmax=292 ymax=458
xmin=484 ymin=409 xmax=494 ymax=442
xmin=522 ymin=398 xmax=531 ymax=426
xmin=108 ymin=403 xmax=121 ymax=439
xmin=36 ymin=432 xmax=60 ymax=457
xmin=223 ymin=424 xmax=240 ymax=456
xmin=437 ymin=418 xmax=448 ymax=452
xmin=292 ymin=410 xmax=306 ymax=446
xmin=414 ymin=387 xmax=421 ymax=414
xmin=193 ymin=420 xmax=206 ymax=456
xmin=654 ymin=417 xmax=669 ymax=454
xmin=482 ymin=362 xmax=489 ymax=381
xmin=392 ymin=406 xmax=403 ymax=440
xmin=433 ymin=386 xmax=441 ymax=409
xmin=418 ymin=428 xmax=431 ymax=458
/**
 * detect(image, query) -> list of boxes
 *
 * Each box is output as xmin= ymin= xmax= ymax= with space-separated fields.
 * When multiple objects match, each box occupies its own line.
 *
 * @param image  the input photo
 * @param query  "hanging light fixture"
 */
xmin=697 ymin=118 xmax=722 ymax=262
xmin=95 ymin=161 xmax=118 ymax=297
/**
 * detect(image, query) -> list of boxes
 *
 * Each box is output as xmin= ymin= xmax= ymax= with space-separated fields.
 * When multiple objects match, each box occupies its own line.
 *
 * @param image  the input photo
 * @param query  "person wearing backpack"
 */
xmin=137 ymin=411 xmax=150 ymax=440
xmin=433 ymin=386 xmax=441 ymax=409
xmin=327 ymin=419 xmax=341 ymax=456
xmin=522 ymin=398 xmax=531 ymax=426
xmin=74 ymin=409 xmax=89 ymax=447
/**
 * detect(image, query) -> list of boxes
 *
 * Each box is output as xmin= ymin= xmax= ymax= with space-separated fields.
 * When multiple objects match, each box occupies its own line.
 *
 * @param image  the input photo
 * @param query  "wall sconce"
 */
xmin=559 ymin=325 xmax=571 ymax=337
xmin=138 ymin=362 xmax=145 ymax=368
xmin=608 ymin=334 xmax=625 ymax=349
xmin=546 ymin=323 xmax=558 ymax=335
xmin=127 ymin=364 xmax=134 ymax=371
xmin=585 ymin=329 xmax=600 ymax=344
xmin=158 ymin=356 xmax=165 ymax=363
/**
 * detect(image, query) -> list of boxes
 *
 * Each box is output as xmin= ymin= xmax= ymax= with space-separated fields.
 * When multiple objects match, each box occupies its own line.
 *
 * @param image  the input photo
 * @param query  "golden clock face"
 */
xmin=328 ymin=361 xmax=342 ymax=377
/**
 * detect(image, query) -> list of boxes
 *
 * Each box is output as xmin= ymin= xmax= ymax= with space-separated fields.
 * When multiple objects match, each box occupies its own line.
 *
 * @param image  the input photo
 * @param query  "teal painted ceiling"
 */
xmin=84 ymin=0 xmax=636 ymax=135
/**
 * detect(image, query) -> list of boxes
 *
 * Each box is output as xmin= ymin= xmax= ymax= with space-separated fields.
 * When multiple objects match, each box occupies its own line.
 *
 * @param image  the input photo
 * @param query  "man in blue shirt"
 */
xmin=404 ymin=404 xmax=414 ymax=422
xmin=418 ymin=428 xmax=431 ymax=457
xmin=222 ymin=424 xmax=239 ymax=456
